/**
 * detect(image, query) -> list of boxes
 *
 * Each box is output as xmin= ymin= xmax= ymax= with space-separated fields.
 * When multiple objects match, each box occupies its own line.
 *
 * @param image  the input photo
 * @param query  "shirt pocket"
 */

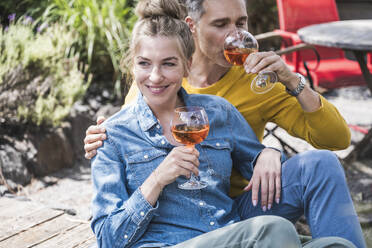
xmin=126 ymin=149 xmax=167 ymax=188
xmin=199 ymin=139 xmax=232 ymax=184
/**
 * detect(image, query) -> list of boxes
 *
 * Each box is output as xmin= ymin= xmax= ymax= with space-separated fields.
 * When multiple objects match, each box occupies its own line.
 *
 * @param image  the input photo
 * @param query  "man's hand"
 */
xmin=244 ymin=51 xmax=299 ymax=89
xmin=244 ymin=148 xmax=282 ymax=211
xmin=84 ymin=116 xmax=106 ymax=159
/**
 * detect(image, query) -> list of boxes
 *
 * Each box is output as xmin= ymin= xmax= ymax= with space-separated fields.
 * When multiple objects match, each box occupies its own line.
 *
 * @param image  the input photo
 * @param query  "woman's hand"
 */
xmin=243 ymin=51 xmax=299 ymax=89
xmin=244 ymin=148 xmax=282 ymax=211
xmin=141 ymin=146 xmax=200 ymax=206
xmin=154 ymin=146 xmax=200 ymax=188
xmin=84 ymin=116 xmax=106 ymax=159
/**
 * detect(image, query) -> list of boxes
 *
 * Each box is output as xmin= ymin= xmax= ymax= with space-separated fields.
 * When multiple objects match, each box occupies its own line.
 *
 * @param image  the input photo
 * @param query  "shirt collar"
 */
xmin=135 ymin=87 xmax=191 ymax=132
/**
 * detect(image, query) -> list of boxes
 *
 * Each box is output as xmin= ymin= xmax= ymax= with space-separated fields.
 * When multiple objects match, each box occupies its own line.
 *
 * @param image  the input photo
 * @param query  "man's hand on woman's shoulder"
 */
xmin=84 ymin=116 xmax=107 ymax=159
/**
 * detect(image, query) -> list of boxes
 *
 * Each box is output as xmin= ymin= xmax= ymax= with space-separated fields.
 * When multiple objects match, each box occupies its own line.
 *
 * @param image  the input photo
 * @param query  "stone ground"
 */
xmin=4 ymin=85 xmax=372 ymax=247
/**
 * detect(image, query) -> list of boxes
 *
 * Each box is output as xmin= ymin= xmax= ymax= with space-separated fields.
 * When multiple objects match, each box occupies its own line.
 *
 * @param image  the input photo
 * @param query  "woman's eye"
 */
xmin=138 ymin=61 xmax=149 ymax=66
xmin=164 ymin=62 xmax=176 ymax=66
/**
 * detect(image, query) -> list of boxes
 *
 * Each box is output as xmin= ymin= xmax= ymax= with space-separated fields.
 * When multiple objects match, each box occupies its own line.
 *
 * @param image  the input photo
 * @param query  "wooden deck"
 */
xmin=0 ymin=196 xmax=95 ymax=248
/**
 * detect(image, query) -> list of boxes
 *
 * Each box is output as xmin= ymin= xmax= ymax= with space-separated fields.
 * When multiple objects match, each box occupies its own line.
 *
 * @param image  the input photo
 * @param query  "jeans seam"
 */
xmin=302 ymin=156 xmax=318 ymax=238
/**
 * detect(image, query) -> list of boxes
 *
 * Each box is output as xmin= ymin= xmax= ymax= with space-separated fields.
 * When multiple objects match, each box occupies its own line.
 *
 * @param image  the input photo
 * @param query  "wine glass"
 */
xmin=223 ymin=28 xmax=278 ymax=94
xmin=171 ymin=106 xmax=209 ymax=190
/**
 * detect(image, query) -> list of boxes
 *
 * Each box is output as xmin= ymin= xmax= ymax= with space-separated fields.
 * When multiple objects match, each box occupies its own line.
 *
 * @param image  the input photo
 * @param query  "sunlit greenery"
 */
xmin=0 ymin=0 xmax=137 ymax=126
xmin=0 ymin=19 xmax=91 ymax=126
xmin=40 ymin=0 xmax=137 ymax=95
xmin=0 ymin=0 xmax=278 ymax=127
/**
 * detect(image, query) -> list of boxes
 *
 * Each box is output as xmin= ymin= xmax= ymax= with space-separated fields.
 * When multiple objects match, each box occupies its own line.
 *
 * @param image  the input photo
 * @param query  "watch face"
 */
xmin=286 ymin=73 xmax=306 ymax=96
xmin=296 ymin=73 xmax=306 ymax=84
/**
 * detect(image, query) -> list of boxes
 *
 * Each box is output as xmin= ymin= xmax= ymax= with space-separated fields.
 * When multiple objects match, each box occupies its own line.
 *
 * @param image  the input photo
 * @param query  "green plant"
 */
xmin=246 ymin=0 xmax=278 ymax=35
xmin=0 ymin=0 xmax=50 ymax=26
xmin=41 ymin=0 xmax=137 ymax=96
xmin=0 ymin=18 xmax=91 ymax=126
xmin=246 ymin=0 xmax=280 ymax=51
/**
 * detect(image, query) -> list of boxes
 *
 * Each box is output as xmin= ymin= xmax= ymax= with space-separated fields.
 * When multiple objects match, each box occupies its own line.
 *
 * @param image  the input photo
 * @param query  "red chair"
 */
xmin=273 ymin=0 xmax=367 ymax=89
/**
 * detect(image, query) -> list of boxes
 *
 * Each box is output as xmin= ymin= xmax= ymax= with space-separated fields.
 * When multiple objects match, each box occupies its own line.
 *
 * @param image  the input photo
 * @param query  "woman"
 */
xmin=91 ymin=0 xmax=359 ymax=247
xmin=90 ymin=0 xmax=304 ymax=247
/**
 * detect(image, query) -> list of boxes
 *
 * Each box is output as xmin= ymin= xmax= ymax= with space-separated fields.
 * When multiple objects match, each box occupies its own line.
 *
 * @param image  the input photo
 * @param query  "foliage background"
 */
xmin=0 ymin=19 xmax=91 ymax=126
xmin=0 ymin=0 xmax=278 ymax=128
xmin=0 ymin=0 xmax=138 ymax=128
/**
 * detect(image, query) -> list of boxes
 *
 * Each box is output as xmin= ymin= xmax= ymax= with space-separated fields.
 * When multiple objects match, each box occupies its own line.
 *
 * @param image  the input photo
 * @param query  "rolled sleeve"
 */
xmin=124 ymin=188 xmax=159 ymax=226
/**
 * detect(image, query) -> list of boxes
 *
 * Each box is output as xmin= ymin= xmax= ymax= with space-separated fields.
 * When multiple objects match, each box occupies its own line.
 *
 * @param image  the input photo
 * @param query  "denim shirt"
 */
xmin=91 ymin=88 xmax=267 ymax=248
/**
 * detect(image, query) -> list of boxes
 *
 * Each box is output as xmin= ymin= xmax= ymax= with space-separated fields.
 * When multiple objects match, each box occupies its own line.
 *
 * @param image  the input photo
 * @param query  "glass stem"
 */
xmin=189 ymin=173 xmax=198 ymax=183
xmin=187 ymin=144 xmax=198 ymax=183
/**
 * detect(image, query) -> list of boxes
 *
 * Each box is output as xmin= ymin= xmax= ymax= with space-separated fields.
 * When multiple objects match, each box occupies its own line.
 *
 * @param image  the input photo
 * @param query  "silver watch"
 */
xmin=286 ymin=73 xmax=306 ymax=97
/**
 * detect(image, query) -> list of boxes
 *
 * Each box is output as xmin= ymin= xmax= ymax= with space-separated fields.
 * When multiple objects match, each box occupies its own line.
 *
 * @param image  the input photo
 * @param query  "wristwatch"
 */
xmin=286 ymin=73 xmax=306 ymax=97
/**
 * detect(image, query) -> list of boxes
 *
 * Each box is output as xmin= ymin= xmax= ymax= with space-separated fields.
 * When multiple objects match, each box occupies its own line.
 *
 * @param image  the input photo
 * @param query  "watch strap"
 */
xmin=286 ymin=73 xmax=306 ymax=97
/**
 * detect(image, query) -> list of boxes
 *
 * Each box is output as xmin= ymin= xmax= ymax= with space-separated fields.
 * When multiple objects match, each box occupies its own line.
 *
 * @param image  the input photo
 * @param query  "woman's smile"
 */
xmin=145 ymin=84 xmax=170 ymax=95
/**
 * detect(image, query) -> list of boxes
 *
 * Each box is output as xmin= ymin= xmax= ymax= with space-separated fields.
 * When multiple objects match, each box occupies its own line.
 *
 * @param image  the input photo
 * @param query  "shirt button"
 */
xmin=199 ymin=201 xmax=204 ymax=206
xmin=216 ymin=143 xmax=220 ymax=147
xmin=156 ymin=125 xmax=160 ymax=129
xmin=124 ymin=234 xmax=128 ymax=239
xmin=144 ymin=155 xmax=149 ymax=159
xmin=210 ymin=221 xmax=215 ymax=226
xmin=140 ymin=211 xmax=145 ymax=216
xmin=161 ymin=140 xmax=165 ymax=145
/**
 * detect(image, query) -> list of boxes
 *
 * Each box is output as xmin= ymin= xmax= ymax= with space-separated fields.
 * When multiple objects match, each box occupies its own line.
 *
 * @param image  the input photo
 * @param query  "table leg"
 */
xmin=353 ymin=50 xmax=372 ymax=94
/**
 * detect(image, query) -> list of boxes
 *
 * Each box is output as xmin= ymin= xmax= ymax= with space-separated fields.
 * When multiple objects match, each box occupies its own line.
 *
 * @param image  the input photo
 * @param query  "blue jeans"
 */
xmin=235 ymin=150 xmax=366 ymax=248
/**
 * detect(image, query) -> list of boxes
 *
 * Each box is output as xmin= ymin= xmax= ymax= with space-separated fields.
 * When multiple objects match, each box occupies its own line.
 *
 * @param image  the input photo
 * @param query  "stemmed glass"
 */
xmin=171 ymin=106 xmax=209 ymax=190
xmin=223 ymin=28 xmax=278 ymax=94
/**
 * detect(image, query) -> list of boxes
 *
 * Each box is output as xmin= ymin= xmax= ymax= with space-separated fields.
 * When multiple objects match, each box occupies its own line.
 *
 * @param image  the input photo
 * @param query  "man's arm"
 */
xmin=244 ymin=51 xmax=350 ymax=150
xmin=260 ymin=88 xmax=351 ymax=150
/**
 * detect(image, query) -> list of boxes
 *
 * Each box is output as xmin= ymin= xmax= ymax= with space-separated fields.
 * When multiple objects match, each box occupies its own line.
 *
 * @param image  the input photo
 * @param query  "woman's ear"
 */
xmin=185 ymin=16 xmax=196 ymax=33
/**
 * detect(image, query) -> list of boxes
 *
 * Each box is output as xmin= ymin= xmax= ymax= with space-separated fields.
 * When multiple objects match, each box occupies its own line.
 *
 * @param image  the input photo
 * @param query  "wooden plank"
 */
xmin=0 ymin=197 xmax=43 ymax=221
xmin=0 ymin=214 xmax=79 ymax=248
xmin=33 ymin=223 xmax=96 ymax=248
xmin=0 ymin=201 xmax=64 ymax=242
xmin=76 ymin=237 xmax=97 ymax=248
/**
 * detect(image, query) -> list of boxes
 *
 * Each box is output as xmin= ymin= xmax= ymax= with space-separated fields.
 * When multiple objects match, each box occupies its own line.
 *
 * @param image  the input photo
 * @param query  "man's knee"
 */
xmin=297 ymin=150 xmax=345 ymax=180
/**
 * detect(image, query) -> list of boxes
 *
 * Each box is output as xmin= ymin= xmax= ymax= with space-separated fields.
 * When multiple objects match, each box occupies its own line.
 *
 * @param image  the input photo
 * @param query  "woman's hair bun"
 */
xmin=135 ymin=0 xmax=187 ymax=20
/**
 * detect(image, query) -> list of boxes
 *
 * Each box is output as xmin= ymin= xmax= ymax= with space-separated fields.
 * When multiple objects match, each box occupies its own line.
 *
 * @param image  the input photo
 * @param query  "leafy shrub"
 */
xmin=0 ymin=17 xmax=91 ymax=127
xmin=41 ymin=0 xmax=137 ymax=96
xmin=247 ymin=0 xmax=278 ymax=35
xmin=246 ymin=0 xmax=280 ymax=51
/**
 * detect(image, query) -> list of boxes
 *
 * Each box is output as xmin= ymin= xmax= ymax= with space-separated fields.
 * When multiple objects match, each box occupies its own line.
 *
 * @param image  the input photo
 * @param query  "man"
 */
xmin=84 ymin=0 xmax=365 ymax=246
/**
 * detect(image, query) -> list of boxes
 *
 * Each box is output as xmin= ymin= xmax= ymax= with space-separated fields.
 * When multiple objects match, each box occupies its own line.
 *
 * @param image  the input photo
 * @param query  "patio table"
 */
xmin=297 ymin=19 xmax=372 ymax=94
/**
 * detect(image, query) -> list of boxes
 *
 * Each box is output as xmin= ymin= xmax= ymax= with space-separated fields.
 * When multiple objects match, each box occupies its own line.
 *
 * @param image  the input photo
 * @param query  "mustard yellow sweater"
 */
xmin=125 ymin=66 xmax=350 ymax=197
